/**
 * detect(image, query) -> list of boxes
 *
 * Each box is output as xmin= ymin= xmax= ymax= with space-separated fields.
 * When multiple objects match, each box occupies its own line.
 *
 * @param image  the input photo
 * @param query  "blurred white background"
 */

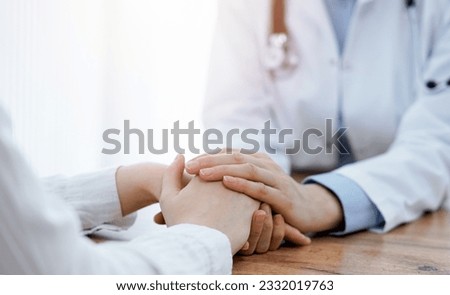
xmin=0 ymin=0 xmax=217 ymax=177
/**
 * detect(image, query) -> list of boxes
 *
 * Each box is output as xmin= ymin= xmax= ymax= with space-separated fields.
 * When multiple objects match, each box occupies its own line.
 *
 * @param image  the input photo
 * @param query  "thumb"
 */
xmin=160 ymin=154 xmax=185 ymax=201
xmin=284 ymin=224 xmax=311 ymax=246
xmin=153 ymin=212 xmax=166 ymax=225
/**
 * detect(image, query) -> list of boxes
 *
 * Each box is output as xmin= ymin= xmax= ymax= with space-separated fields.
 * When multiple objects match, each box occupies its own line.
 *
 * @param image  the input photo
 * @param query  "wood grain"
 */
xmin=233 ymin=211 xmax=450 ymax=274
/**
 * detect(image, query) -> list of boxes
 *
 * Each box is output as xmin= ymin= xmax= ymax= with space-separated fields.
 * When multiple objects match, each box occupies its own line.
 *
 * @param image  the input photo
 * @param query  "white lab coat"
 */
xmin=204 ymin=0 xmax=450 ymax=232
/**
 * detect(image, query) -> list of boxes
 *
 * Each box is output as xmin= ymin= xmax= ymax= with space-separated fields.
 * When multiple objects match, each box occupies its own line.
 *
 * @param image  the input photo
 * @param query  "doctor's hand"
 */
xmin=185 ymin=152 xmax=344 ymax=234
xmin=160 ymin=155 xmax=260 ymax=255
xmin=239 ymin=203 xmax=311 ymax=256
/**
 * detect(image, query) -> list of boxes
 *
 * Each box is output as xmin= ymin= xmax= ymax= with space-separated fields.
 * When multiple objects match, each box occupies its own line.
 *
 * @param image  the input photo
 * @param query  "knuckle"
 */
xmin=245 ymin=163 xmax=258 ymax=177
xmin=196 ymin=157 xmax=209 ymax=168
xmin=232 ymin=152 xmax=244 ymax=164
xmin=255 ymin=182 xmax=268 ymax=196
xmin=273 ymin=214 xmax=282 ymax=225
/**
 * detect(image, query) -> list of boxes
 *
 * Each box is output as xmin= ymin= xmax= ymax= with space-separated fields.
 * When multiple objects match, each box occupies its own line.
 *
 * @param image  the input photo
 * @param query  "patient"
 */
xmin=0 ymin=105 xmax=259 ymax=274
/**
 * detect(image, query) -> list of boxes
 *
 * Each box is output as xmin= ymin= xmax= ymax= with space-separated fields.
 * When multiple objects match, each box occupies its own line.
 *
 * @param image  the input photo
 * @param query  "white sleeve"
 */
xmin=336 ymin=7 xmax=450 ymax=232
xmin=204 ymin=0 xmax=291 ymax=172
xmin=0 ymin=115 xmax=232 ymax=275
xmin=42 ymin=169 xmax=136 ymax=231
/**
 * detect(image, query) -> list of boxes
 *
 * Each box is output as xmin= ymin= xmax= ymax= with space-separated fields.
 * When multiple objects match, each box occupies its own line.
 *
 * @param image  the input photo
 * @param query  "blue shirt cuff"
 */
xmin=304 ymin=173 xmax=385 ymax=235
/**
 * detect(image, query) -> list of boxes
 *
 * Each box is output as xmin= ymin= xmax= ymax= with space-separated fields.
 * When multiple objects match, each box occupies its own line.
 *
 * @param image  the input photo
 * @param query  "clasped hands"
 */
xmin=157 ymin=151 xmax=344 ymax=256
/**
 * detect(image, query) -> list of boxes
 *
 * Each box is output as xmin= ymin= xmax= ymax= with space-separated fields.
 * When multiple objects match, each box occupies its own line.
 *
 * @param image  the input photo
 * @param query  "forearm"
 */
xmin=43 ymin=168 xmax=128 ymax=230
xmin=116 ymin=162 xmax=168 ymax=216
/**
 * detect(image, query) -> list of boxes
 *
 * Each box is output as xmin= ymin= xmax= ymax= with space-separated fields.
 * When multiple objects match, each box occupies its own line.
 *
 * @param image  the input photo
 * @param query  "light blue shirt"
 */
xmin=305 ymin=0 xmax=385 ymax=235
xmin=324 ymin=0 xmax=356 ymax=54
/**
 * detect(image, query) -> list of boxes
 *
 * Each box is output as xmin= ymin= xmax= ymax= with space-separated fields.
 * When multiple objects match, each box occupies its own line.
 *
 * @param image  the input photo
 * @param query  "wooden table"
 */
xmin=233 ymin=210 xmax=450 ymax=274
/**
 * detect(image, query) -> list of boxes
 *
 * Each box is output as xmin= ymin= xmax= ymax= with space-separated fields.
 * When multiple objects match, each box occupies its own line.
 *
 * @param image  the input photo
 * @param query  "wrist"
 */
xmin=116 ymin=163 xmax=167 ymax=216
xmin=139 ymin=162 xmax=167 ymax=202
xmin=301 ymin=184 xmax=344 ymax=233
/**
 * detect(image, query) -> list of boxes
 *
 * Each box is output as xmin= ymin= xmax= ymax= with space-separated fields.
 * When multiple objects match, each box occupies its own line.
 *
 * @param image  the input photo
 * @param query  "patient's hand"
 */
xmin=160 ymin=155 xmax=260 ymax=254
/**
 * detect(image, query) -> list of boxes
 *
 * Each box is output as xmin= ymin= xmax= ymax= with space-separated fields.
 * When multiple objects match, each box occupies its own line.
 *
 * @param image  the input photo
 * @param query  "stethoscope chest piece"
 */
xmin=264 ymin=33 xmax=299 ymax=76
xmin=265 ymin=33 xmax=288 ymax=70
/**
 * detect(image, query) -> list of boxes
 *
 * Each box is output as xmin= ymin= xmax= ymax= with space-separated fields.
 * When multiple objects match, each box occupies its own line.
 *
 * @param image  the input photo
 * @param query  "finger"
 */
xmin=223 ymin=176 xmax=288 ymax=214
xmin=252 ymin=152 xmax=271 ymax=159
xmin=187 ymin=148 xmax=230 ymax=162
xmin=198 ymin=163 xmax=277 ymax=187
xmin=256 ymin=204 xmax=273 ymax=254
xmin=184 ymin=149 xmax=231 ymax=174
xmin=284 ymin=224 xmax=311 ymax=246
xmin=186 ymin=153 xmax=268 ymax=174
xmin=241 ymin=242 xmax=250 ymax=251
xmin=153 ymin=212 xmax=166 ymax=225
xmin=239 ymin=210 xmax=266 ymax=256
xmin=269 ymin=214 xmax=286 ymax=251
xmin=160 ymin=154 xmax=185 ymax=201
xmin=184 ymin=155 xmax=212 ymax=172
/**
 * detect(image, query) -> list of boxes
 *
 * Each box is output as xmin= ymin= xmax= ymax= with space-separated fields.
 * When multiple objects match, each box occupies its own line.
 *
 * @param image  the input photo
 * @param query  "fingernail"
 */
xmin=200 ymin=168 xmax=212 ymax=176
xmin=223 ymin=176 xmax=235 ymax=182
xmin=185 ymin=161 xmax=198 ymax=171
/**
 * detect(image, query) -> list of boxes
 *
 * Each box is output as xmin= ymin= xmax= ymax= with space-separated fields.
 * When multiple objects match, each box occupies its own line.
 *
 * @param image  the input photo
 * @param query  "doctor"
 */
xmin=191 ymin=0 xmax=450 ymax=247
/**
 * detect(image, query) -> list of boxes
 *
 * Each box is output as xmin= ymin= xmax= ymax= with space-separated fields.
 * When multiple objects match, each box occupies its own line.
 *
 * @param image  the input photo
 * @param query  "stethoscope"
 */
xmin=264 ymin=0 xmax=298 ymax=76
xmin=264 ymin=0 xmax=450 ymax=92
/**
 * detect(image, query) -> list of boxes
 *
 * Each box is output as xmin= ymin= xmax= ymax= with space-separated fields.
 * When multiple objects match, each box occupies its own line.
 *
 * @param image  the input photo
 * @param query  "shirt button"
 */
xmin=426 ymin=80 xmax=438 ymax=89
